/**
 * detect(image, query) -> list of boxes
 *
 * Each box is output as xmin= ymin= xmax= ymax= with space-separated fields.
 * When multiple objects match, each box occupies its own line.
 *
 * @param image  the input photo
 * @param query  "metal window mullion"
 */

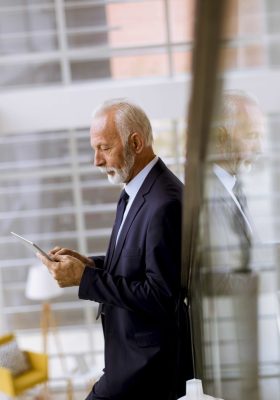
xmin=237 ymin=0 xmax=245 ymax=69
xmin=0 ymin=203 xmax=115 ymax=220
xmin=0 ymin=51 xmax=61 ymax=65
xmin=68 ymin=131 xmax=87 ymax=254
xmin=163 ymin=0 xmax=174 ymax=77
xmin=1 ymin=29 xmax=57 ymax=40
xmin=0 ymin=3 xmax=54 ymax=13
xmin=171 ymin=119 xmax=181 ymax=177
xmin=260 ymin=0 xmax=271 ymax=67
xmin=0 ymin=41 xmax=191 ymax=66
xmin=69 ymin=129 xmax=96 ymax=358
xmin=0 ymin=268 xmax=8 ymax=332
xmin=65 ymin=0 xmax=150 ymax=8
xmin=55 ymin=0 xmax=71 ymax=85
xmin=67 ymin=24 xmax=120 ymax=35
xmin=0 ymin=163 xmax=99 ymax=180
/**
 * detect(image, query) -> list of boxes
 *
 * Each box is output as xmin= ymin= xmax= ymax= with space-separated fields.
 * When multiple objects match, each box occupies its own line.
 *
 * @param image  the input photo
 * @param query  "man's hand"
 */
xmin=49 ymin=247 xmax=95 ymax=268
xmin=37 ymin=252 xmax=87 ymax=288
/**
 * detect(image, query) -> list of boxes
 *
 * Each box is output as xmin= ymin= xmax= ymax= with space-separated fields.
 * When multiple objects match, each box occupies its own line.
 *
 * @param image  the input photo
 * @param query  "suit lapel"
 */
xmin=107 ymin=158 xmax=166 ymax=271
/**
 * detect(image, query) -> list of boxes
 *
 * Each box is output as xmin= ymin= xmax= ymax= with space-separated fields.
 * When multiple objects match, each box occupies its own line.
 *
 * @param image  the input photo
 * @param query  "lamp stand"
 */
xmin=40 ymin=302 xmax=72 ymax=400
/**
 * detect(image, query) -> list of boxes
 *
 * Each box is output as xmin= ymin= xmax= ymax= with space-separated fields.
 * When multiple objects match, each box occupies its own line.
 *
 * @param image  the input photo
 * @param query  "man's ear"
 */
xmin=129 ymin=132 xmax=144 ymax=154
xmin=214 ymin=127 xmax=230 ymax=152
xmin=216 ymin=127 xmax=229 ymax=144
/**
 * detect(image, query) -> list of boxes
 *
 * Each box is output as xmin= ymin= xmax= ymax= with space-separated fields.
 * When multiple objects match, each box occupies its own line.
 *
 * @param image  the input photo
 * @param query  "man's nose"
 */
xmin=94 ymin=150 xmax=105 ymax=167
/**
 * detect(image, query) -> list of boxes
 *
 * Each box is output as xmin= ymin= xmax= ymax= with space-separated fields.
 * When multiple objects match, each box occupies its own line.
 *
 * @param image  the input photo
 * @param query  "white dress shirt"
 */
xmin=116 ymin=156 xmax=159 ymax=244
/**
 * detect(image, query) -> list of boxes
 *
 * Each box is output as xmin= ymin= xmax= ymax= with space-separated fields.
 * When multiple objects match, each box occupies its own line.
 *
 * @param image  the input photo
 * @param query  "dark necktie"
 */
xmin=96 ymin=190 xmax=129 ymax=320
xmin=232 ymin=178 xmax=252 ymax=269
xmin=233 ymin=179 xmax=248 ymax=212
xmin=112 ymin=189 xmax=129 ymax=246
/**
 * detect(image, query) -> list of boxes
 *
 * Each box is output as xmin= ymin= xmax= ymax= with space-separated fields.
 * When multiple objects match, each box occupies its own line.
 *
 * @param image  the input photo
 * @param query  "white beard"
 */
xmin=99 ymin=144 xmax=135 ymax=185
xmin=238 ymin=160 xmax=252 ymax=174
xmin=99 ymin=167 xmax=127 ymax=185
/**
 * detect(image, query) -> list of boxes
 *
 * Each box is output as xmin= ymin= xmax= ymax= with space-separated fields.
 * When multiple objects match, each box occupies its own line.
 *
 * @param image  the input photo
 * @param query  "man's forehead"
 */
xmin=237 ymin=104 xmax=264 ymax=126
xmin=91 ymin=114 xmax=109 ymax=133
xmin=90 ymin=112 xmax=121 ymax=144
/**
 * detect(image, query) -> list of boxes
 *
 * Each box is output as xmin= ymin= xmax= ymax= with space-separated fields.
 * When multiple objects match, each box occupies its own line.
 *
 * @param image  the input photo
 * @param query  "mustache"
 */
xmin=98 ymin=167 xmax=117 ymax=174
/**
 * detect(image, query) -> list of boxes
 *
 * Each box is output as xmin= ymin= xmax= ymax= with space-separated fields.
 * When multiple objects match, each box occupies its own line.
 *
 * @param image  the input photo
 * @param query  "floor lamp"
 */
xmin=25 ymin=263 xmax=65 ymax=399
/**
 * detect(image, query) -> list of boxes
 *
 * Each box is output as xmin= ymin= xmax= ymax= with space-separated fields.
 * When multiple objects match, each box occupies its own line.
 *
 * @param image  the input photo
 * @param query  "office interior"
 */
xmin=0 ymin=0 xmax=280 ymax=399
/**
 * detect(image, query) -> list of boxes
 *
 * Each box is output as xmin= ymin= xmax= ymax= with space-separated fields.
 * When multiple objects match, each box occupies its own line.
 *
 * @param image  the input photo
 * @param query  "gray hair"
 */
xmin=215 ymin=89 xmax=261 ymax=135
xmin=92 ymin=98 xmax=153 ymax=146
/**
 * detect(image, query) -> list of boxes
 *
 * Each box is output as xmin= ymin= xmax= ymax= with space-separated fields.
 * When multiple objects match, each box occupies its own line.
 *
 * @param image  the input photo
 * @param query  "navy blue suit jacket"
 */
xmin=79 ymin=159 xmax=193 ymax=400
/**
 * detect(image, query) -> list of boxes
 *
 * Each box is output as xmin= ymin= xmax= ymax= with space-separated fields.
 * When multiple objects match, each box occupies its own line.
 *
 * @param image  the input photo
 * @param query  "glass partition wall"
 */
xmin=183 ymin=1 xmax=280 ymax=400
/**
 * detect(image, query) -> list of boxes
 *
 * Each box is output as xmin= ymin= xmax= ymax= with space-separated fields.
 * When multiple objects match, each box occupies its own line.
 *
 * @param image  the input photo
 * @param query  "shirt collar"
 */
xmin=125 ymin=156 xmax=158 ymax=200
xmin=213 ymin=163 xmax=236 ymax=192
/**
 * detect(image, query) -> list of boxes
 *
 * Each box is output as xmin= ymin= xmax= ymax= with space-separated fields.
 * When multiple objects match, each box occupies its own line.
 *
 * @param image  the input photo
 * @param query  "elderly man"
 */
xmin=37 ymin=99 xmax=193 ymax=400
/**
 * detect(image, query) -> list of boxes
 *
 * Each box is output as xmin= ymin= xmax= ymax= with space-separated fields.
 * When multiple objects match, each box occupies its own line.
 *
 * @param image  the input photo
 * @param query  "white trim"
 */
xmin=0 ymin=76 xmax=191 ymax=134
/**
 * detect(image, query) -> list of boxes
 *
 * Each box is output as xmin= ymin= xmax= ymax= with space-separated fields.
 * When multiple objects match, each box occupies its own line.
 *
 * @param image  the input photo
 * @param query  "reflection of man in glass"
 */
xmin=207 ymin=90 xmax=264 ymax=272
xmin=215 ymin=90 xmax=264 ymax=175
xmin=197 ymin=90 xmax=265 ymax=400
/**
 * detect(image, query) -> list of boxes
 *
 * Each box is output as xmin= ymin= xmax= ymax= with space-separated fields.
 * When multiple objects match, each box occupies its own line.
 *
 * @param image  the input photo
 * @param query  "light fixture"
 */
xmin=25 ymin=263 xmax=64 ymax=352
xmin=25 ymin=263 xmax=63 ymax=303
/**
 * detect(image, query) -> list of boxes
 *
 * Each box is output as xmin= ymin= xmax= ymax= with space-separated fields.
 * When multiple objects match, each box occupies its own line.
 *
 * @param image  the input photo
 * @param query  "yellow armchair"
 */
xmin=0 ymin=333 xmax=48 ymax=397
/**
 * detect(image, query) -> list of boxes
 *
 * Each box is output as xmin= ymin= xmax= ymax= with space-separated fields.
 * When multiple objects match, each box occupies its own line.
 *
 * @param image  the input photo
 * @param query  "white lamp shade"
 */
xmin=25 ymin=264 xmax=63 ymax=301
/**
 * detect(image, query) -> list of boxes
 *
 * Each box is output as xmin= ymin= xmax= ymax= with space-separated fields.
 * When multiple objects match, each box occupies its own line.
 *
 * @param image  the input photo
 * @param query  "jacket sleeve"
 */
xmin=89 ymin=255 xmax=105 ymax=269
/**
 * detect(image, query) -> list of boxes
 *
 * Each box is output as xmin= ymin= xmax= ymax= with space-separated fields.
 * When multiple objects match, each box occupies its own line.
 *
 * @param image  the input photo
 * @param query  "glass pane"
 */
xmin=65 ymin=5 xmax=107 ymax=30
xmin=0 ymin=8 xmax=56 ymax=35
xmin=265 ymin=0 xmax=280 ymax=35
xmin=0 ymin=179 xmax=74 ymax=212
xmin=71 ymin=59 xmax=111 ymax=81
xmin=0 ymin=34 xmax=58 ymax=56
xmin=65 ymin=3 xmax=110 ymax=50
xmin=85 ymin=210 xmax=115 ymax=231
xmin=0 ymin=1 xmax=53 ymax=7
xmin=81 ymin=178 xmax=120 ymax=206
xmin=172 ymin=50 xmax=192 ymax=74
xmin=106 ymin=1 xmax=165 ymax=47
xmin=67 ymin=31 xmax=109 ymax=49
xmin=87 ymin=236 xmax=111 ymax=256
xmin=169 ymin=0 xmax=195 ymax=42
xmin=0 ymin=63 xmax=61 ymax=87
xmin=268 ymin=42 xmax=280 ymax=66
xmin=110 ymin=53 xmax=168 ymax=79
xmin=0 ymin=131 xmax=72 ymax=173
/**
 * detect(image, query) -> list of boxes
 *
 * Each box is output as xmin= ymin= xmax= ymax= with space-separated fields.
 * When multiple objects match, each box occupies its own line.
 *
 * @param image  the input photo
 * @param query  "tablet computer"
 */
xmin=10 ymin=232 xmax=53 ymax=261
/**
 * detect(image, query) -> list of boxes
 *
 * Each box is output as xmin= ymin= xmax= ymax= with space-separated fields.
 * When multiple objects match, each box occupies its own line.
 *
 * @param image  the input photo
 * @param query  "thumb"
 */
xmin=36 ymin=252 xmax=52 ymax=267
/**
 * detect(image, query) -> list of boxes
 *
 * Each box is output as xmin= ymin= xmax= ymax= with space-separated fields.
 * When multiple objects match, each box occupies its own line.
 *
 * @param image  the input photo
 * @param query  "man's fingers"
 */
xmin=49 ymin=246 xmax=62 ymax=254
xmin=39 ymin=252 xmax=84 ymax=287
xmin=36 ymin=251 xmax=49 ymax=265
xmin=52 ymin=254 xmax=68 ymax=262
xmin=48 ymin=247 xmax=91 ymax=267
xmin=51 ymin=247 xmax=77 ymax=257
xmin=36 ymin=252 xmax=55 ymax=274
